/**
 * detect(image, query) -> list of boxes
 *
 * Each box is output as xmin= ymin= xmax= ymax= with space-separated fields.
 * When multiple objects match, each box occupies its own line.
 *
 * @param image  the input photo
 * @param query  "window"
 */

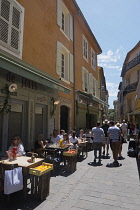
xmin=91 ymin=48 xmax=96 ymax=69
xmin=62 ymin=12 xmax=64 ymax=31
xmin=137 ymin=69 xmax=140 ymax=80
xmin=56 ymin=41 xmax=73 ymax=83
xmin=61 ymin=53 xmax=65 ymax=78
xmin=0 ymin=0 xmax=24 ymax=58
xmin=83 ymin=35 xmax=88 ymax=60
xmin=57 ymin=0 xmax=73 ymax=40
xmin=82 ymin=67 xmax=89 ymax=92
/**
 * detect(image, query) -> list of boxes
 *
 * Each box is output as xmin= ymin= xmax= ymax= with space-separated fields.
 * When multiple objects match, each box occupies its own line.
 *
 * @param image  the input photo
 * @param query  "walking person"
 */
xmin=91 ymin=122 xmax=104 ymax=165
xmin=107 ymin=121 xmax=121 ymax=166
xmin=120 ymin=120 xmax=128 ymax=142
xmin=102 ymin=119 xmax=109 ymax=156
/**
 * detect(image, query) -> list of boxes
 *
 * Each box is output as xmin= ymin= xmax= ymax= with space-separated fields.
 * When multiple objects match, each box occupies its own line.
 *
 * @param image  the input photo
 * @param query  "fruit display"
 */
xmin=63 ymin=150 xmax=77 ymax=156
xmin=29 ymin=163 xmax=53 ymax=176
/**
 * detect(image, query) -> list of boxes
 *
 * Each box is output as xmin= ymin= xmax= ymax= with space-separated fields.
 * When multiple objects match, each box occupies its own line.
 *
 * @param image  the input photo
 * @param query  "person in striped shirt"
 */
xmin=107 ymin=121 xmax=121 ymax=166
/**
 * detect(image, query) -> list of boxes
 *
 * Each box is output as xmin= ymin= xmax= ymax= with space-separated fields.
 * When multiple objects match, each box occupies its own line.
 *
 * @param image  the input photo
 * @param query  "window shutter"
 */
xmin=65 ymin=53 xmax=69 ymax=81
xmin=56 ymin=41 xmax=62 ymax=76
xmin=89 ymin=73 xmax=93 ymax=94
xmin=0 ymin=0 xmax=10 ymax=44
xmin=95 ymin=80 xmax=98 ymax=97
xmin=69 ymin=53 xmax=73 ymax=83
xmin=57 ymin=0 xmax=62 ymax=27
xmin=10 ymin=3 xmax=21 ymax=51
xmin=69 ymin=14 xmax=73 ymax=41
xmin=82 ymin=67 xmax=85 ymax=91
xmin=86 ymin=70 xmax=89 ymax=93
xmin=65 ymin=13 xmax=69 ymax=37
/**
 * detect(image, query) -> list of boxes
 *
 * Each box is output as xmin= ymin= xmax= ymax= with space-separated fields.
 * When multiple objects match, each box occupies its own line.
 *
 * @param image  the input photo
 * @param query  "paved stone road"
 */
xmin=1 ymin=141 xmax=140 ymax=210
xmin=35 ymin=142 xmax=140 ymax=210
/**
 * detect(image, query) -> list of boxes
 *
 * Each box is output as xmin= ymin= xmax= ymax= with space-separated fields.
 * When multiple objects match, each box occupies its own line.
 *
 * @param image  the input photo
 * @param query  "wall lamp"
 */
xmin=50 ymin=98 xmax=60 ymax=117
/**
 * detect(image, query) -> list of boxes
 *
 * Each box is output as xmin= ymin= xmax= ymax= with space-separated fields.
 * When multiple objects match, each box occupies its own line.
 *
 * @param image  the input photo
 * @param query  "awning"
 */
xmin=136 ymin=99 xmax=140 ymax=111
xmin=0 ymin=51 xmax=71 ymax=95
xmin=76 ymin=90 xmax=109 ymax=107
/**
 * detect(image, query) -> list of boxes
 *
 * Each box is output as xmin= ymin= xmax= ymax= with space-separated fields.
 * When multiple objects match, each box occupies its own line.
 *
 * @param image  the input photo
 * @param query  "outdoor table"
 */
xmin=0 ymin=156 xmax=44 ymax=199
xmin=79 ymin=141 xmax=88 ymax=158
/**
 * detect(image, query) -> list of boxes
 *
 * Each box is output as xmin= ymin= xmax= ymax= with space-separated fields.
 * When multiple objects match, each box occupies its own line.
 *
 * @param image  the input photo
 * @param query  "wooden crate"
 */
xmin=30 ymin=171 xmax=51 ymax=201
xmin=29 ymin=162 xmax=53 ymax=176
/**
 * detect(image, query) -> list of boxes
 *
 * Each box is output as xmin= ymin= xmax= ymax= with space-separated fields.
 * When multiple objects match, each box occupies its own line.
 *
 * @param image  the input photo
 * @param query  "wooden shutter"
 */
xmin=69 ymin=14 xmax=73 ymax=41
xmin=95 ymin=80 xmax=98 ymax=97
xmin=10 ymin=2 xmax=21 ymax=50
xmin=82 ymin=67 xmax=85 ymax=91
xmin=89 ymin=73 xmax=93 ymax=94
xmin=56 ymin=41 xmax=62 ymax=76
xmin=0 ymin=0 xmax=10 ymax=44
xmin=69 ymin=53 xmax=73 ymax=83
xmin=57 ymin=0 xmax=62 ymax=27
xmin=65 ymin=53 xmax=69 ymax=81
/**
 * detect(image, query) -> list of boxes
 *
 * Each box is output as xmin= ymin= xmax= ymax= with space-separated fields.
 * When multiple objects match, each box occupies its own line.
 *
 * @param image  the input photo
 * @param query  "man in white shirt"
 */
xmin=50 ymin=129 xmax=61 ymax=144
xmin=121 ymin=120 xmax=128 ymax=142
xmin=91 ymin=122 xmax=104 ymax=164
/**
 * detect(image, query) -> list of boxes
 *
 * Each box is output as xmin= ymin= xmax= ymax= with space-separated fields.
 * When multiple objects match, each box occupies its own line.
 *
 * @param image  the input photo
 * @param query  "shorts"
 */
xmin=93 ymin=142 xmax=102 ymax=150
xmin=102 ymin=137 xmax=109 ymax=145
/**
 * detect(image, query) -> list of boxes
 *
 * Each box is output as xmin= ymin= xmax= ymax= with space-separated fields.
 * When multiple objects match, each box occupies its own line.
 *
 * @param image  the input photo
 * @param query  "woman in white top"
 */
xmin=9 ymin=136 xmax=25 ymax=156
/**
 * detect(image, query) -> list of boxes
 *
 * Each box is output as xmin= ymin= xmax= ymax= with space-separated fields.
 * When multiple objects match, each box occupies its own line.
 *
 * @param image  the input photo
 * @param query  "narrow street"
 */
xmin=2 ymin=141 xmax=139 ymax=210
xmin=36 ymin=142 xmax=140 ymax=210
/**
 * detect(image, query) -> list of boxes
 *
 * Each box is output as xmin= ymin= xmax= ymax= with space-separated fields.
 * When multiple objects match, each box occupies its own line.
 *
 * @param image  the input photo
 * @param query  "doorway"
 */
xmin=60 ymin=105 xmax=69 ymax=133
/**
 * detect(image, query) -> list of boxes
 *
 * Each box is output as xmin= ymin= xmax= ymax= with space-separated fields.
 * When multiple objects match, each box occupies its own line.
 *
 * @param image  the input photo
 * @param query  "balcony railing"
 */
xmin=121 ymin=55 xmax=140 ymax=77
xmin=123 ymin=81 xmax=138 ymax=97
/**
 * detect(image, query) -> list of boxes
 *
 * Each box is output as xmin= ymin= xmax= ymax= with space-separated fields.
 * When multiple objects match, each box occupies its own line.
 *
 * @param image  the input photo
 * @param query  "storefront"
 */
xmin=0 ymin=51 xmax=70 ymax=155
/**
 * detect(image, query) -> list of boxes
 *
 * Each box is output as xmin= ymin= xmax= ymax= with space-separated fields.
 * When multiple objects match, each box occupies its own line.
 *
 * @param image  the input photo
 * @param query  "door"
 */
xmin=35 ymin=104 xmax=47 ymax=140
xmin=60 ymin=106 xmax=69 ymax=133
xmin=8 ymin=101 xmax=26 ymax=148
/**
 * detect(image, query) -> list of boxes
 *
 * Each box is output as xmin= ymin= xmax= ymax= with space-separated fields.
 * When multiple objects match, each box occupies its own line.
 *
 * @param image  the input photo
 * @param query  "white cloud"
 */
xmin=99 ymin=63 xmax=120 ymax=69
xmin=98 ymin=49 xmax=121 ymax=63
xmin=106 ymin=82 xmax=119 ymax=97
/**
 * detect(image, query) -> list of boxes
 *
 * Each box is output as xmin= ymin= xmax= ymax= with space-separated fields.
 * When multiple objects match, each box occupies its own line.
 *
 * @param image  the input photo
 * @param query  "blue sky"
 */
xmin=76 ymin=0 xmax=140 ymax=108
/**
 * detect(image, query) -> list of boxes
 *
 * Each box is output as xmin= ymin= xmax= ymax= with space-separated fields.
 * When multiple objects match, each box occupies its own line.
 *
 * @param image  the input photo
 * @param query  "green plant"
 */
xmin=0 ymin=84 xmax=11 ymax=113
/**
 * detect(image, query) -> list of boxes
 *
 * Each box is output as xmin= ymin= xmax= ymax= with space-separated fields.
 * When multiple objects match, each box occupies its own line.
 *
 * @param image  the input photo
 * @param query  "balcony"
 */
xmin=123 ymin=81 xmax=138 ymax=97
xmin=121 ymin=55 xmax=140 ymax=77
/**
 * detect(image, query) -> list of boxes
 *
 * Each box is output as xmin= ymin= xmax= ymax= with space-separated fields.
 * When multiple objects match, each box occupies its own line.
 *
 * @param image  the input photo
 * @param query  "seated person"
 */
xmin=78 ymin=129 xmax=86 ymax=139
xmin=69 ymin=131 xmax=79 ymax=148
xmin=58 ymin=129 xmax=65 ymax=140
xmin=50 ymin=129 xmax=61 ymax=144
xmin=34 ymin=134 xmax=47 ymax=155
xmin=9 ymin=136 xmax=25 ymax=156
xmin=63 ymin=133 xmax=73 ymax=147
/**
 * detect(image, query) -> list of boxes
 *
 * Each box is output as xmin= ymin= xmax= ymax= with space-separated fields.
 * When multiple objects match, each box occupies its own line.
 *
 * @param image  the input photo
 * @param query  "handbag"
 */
xmin=4 ymin=167 xmax=23 ymax=195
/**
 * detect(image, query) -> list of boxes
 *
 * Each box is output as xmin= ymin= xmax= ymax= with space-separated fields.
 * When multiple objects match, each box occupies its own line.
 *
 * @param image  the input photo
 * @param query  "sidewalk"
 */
xmin=35 ymin=142 xmax=140 ymax=210
xmin=1 ymin=142 xmax=140 ymax=210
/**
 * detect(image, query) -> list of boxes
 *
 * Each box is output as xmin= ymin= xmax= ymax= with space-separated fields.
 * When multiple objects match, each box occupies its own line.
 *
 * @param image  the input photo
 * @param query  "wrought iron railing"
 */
xmin=123 ymin=81 xmax=138 ymax=97
xmin=122 ymin=55 xmax=140 ymax=76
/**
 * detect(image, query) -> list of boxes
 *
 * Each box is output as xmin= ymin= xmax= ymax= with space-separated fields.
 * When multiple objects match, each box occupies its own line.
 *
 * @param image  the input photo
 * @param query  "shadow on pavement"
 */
xmin=101 ymin=155 xmax=111 ymax=159
xmin=88 ymin=162 xmax=103 ymax=167
xmin=0 ymin=190 xmax=42 ymax=210
xmin=106 ymin=163 xmax=122 ymax=168
xmin=136 ymin=158 xmax=140 ymax=181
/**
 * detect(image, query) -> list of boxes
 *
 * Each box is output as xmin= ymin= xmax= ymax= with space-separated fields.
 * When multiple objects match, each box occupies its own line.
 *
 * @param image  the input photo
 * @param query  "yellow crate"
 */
xmin=63 ymin=150 xmax=77 ymax=157
xmin=29 ymin=162 xmax=53 ymax=176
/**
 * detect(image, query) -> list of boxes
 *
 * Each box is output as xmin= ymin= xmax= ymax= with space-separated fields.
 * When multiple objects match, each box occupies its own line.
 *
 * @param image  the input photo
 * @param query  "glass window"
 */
xmin=83 ymin=36 xmax=88 ymax=60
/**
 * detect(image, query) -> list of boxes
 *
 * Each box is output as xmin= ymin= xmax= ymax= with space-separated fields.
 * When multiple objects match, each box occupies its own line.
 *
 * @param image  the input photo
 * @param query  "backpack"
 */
xmin=127 ymin=147 xmax=136 ymax=157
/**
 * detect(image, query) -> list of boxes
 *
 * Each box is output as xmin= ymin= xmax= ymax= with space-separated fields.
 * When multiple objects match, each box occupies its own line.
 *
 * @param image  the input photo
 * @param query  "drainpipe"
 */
xmin=73 ymin=11 xmax=80 ymax=131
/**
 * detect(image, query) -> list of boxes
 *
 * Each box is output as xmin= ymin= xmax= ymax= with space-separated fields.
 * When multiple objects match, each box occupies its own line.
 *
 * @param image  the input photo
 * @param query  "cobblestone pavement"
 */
xmin=1 ymin=142 xmax=140 ymax=210
xmin=35 ymin=142 xmax=140 ymax=210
